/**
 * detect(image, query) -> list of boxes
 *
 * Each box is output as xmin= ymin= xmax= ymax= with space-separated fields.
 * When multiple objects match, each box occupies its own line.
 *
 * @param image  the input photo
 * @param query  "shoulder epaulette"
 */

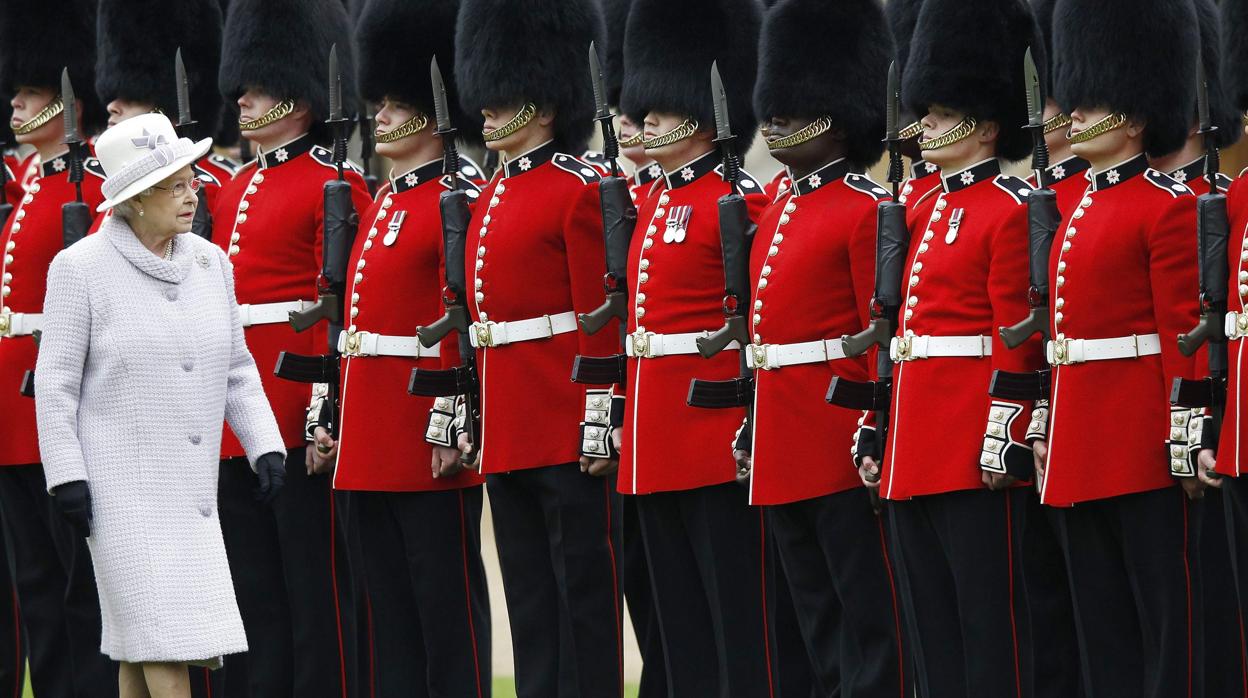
xmin=580 ymin=150 xmax=613 ymax=174
xmin=310 ymin=145 xmax=364 ymax=175
xmin=844 ymin=173 xmax=890 ymax=201
xmin=208 ymin=153 xmax=241 ymax=175
xmin=1239 ymin=165 xmax=1248 ymax=180
xmin=1216 ymin=172 xmax=1233 ymax=194
xmin=1145 ymin=169 xmax=1191 ymax=197
xmin=714 ymin=163 xmax=762 ymax=195
xmin=552 ymin=153 xmax=602 ymax=184
xmin=992 ymin=175 xmax=1032 ymax=205
xmin=192 ymin=164 xmax=222 ymax=187
xmin=83 ymin=158 xmax=106 ymax=179
xmin=440 ymin=174 xmax=483 ymax=199
xmin=458 ymin=154 xmax=485 ymax=182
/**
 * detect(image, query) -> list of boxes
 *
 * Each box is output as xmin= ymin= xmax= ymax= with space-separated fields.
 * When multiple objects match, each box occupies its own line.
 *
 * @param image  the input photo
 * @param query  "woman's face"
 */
xmin=136 ymin=166 xmax=199 ymax=235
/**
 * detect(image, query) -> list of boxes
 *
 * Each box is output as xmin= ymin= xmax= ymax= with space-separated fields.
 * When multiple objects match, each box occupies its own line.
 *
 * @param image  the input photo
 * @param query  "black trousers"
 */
xmin=769 ymin=488 xmax=910 ymax=698
xmin=1055 ymin=486 xmax=1202 ymax=698
xmin=636 ymin=482 xmax=777 ymax=698
xmin=888 ymin=487 xmax=1031 ymax=698
xmin=0 ymin=516 xmax=25 ymax=698
xmin=0 ymin=463 xmax=114 ymax=698
xmin=772 ymin=560 xmax=817 ymax=698
xmin=354 ymin=487 xmax=491 ymax=697
xmin=1201 ymin=485 xmax=1246 ymax=698
xmin=1020 ymin=494 xmax=1083 ymax=698
xmin=485 ymin=464 xmax=623 ymax=698
xmin=620 ymin=495 xmax=667 ymax=698
xmin=1225 ymin=476 xmax=1248 ymax=693
xmin=218 ymin=449 xmax=357 ymax=698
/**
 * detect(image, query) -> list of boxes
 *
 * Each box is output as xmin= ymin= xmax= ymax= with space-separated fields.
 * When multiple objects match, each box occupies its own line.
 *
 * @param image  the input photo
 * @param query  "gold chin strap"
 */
xmin=618 ymin=131 xmax=644 ymax=148
xmin=238 ymin=99 xmax=296 ymax=131
xmin=375 ymin=113 xmax=429 ymax=143
xmin=765 ymin=116 xmax=833 ymax=151
xmin=1067 ymin=112 xmax=1126 ymax=144
xmin=918 ymin=116 xmax=977 ymax=151
xmin=898 ymin=120 xmax=924 ymax=141
xmin=1043 ymin=112 xmax=1072 ymax=135
xmin=642 ymin=119 xmax=699 ymax=150
xmin=12 ymin=98 xmax=65 ymax=136
xmin=483 ymin=102 xmax=536 ymax=143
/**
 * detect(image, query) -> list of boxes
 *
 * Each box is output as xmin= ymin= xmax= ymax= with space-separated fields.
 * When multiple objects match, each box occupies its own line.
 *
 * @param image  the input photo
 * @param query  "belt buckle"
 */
xmin=0 ymin=312 xmax=9 ymax=337
xmin=1231 ymin=312 xmax=1248 ymax=340
xmin=344 ymin=330 xmax=363 ymax=356
xmin=893 ymin=335 xmax=913 ymax=362
xmin=1049 ymin=338 xmax=1072 ymax=366
xmin=749 ymin=343 xmax=772 ymax=370
xmin=630 ymin=330 xmax=654 ymax=359
xmin=473 ymin=321 xmax=496 ymax=348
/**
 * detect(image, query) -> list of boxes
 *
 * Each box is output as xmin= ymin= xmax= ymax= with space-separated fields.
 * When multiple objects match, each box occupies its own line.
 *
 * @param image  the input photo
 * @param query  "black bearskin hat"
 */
xmin=455 ymin=0 xmax=604 ymax=154
xmin=601 ymin=0 xmax=632 ymax=107
xmin=1052 ymin=0 xmax=1197 ymax=158
xmin=902 ymin=0 xmax=1043 ymax=162
xmin=1030 ymin=0 xmax=1057 ymax=95
xmin=0 ymin=0 xmax=106 ymax=135
xmin=1193 ymin=0 xmax=1240 ymax=149
xmin=754 ymin=0 xmax=891 ymax=168
xmin=620 ymin=0 xmax=763 ymax=152
xmin=886 ymin=0 xmax=923 ymax=81
xmin=1225 ymin=0 xmax=1248 ymax=115
xmin=357 ymin=0 xmax=480 ymax=138
xmin=218 ymin=0 xmax=358 ymax=142
xmin=95 ymin=0 xmax=224 ymax=141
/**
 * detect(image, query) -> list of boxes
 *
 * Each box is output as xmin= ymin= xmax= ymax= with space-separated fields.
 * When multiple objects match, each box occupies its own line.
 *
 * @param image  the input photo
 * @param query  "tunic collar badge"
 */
xmin=663 ymin=151 xmax=717 ymax=190
xmin=1091 ymin=154 xmax=1147 ymax=191
xmin=792 ymin=158 xmax=852 ymax=196
xmin=942 ymin=159 xmax=1001 ymax=194
xmin=257 ymin=134 xmax=314 ymax=169
xmin=501 ymin=141 xmax=557 ymax=178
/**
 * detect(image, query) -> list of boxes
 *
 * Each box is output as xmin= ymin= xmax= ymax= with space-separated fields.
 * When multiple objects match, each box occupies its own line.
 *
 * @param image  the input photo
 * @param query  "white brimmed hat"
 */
xmin=94 ymin=113 xmax=212 ymax=212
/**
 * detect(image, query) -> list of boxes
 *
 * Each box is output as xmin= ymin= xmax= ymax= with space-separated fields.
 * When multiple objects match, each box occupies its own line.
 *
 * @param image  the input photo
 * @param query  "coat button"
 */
xmin=930 ymin=211 xmax=941 ymax=223
xmin=165 ymin=288 xmax=178 ymax=301
xmin=918 ymin=243 xmax=929 ymax=254
xmin=363 ymin=240 xmax=373 ymax=251
xmin=638 ymin=272 xmax=649 ymax=284
xmin=643 ymin=239 xmax=654 ymax=249
xmin=229 ymin=245 xmax=240 ymax=256
xmin=761 ymin=265 xmax=771 ymax=277
xmin=189 ymin=435 xmax=201 ymax=445
xmin=230 ymin=232 xmax=241 ymax=243
xmin=922 ymin=231 xmax=934 ymax=242
xmin=246 ymin=185 xmax=258 ymax=195
xmin=236 ymin=213 xmax=247 ymax=224
xmin=182 ymin=361 xmax=194 ymax=372
xmin=1057 ymin=261 xmax=1066 ymax=273
xmin=253 ymin=173 xmax=264 ymax=184
xmin=354 ymin=272 xmax=363 ymax=284
xmin=640 ymin=259 xmax=650 ymax=271
xmin=239 ymin=200 xmax=250 ymax=211
xmin=199 ymin=505 xmax=212 ymax=517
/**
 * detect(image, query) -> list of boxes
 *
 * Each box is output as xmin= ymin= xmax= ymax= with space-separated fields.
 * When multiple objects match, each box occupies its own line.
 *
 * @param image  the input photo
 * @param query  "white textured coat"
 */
xmin=34 ymin=217 xmax=284 ymax=663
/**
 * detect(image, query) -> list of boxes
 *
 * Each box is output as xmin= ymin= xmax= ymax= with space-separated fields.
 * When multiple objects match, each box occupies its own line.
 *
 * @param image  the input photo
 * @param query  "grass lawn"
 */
xmin=23 ymin=676 xmax=639 ymax=696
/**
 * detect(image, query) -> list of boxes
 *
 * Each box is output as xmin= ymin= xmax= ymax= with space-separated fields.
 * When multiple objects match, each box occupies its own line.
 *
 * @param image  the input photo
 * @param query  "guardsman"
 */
xmin=1035 ymin=0 xmax=1206 ymax=695
xmin=448 ymin=1 xmax=625 ymax=695
xmin=1148 ymin=1 xmax=1244 ymax=695
xmin=875 ymin=0 xmax=1045 ymax=695
xmin=886 ymin=0 xmax=941 ymax=214
xmin=616 ymin=0 xmax=776 ymax=694
xmin=214 ymin=0 xmax=373 ymax=695
xmin=745 ymin=1 xmax=910 ymax=695
xmin=0 ymin=3 xmax=116 ymax=697
xmin=94 ymin=0 xmax=236 ymax=229
xmin=304 ymin=0 xmax=492 ymax=694
xmin=1219 ymin=0 xmax=1248 ymax=682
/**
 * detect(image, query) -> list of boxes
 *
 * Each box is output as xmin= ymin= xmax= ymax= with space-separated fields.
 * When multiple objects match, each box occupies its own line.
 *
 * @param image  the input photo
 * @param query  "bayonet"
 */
xmin=431 ymin=55 xmax=453 ymax=135
xmin=1023 ymin=47 xmax=1048 ymax=177
xmin=884 ymin=61 xmax=904 ymax=196
xmin=588 ymin=41 xmax=620 ymax=175
xmin=710 ymin=61 xmax=732 ymax=144
xmin=59 ymin=67 xmax=90 ymax=248
xmin=175 ymin=48 xmax=196 ymax=131
xmin=328 ymin=44 xmax=342 ymax=124
xmin=61 ymin=68 xmax=79 ymax=150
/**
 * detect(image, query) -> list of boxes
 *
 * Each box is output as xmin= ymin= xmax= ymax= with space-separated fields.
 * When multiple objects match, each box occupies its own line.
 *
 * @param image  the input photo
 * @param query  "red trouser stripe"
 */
xmin=759 ymin=510 xmax=776 ymax=698
xmin=458 ymin=490 xmax=484 ymax=698
xmin=875 ymin=515 xmax=907 ymax=697
xmin=328 ymin=492 xmax=348 ymax=698
xmin=1182 ymin=494 xmax=1194 ymax=698
xmin=602 ymin=481 xmax=623 ymax=695
xmin=1005 ymin=495 xmax=1022 ymax=698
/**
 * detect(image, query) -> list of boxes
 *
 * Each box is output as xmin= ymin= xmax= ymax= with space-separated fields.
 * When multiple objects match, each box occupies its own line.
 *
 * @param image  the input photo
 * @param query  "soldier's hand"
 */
xmin=858 ymin=455 xmax=881 ymax=490
xmin=307 ymin=427 xmax=337 ymax=475
xmin=1179 ymin=474 xmax=1207 ymax=500
xmin=1197 ymin=449 xmax=1222 ymax=489
xmin=1031 ymin=439 xmax=1047 ymax=492
xmin=734 ymin=449 xmax=752 ymax=484
xmin=431 ymin=446 xmax=463 ymax=478
xmin=457 ymin=432 xmax=480 ymax=470
xmin=580 ymin=428 xmax=621 ymax=477
xmin=982 ymin=471 xmax=1019 ymax=491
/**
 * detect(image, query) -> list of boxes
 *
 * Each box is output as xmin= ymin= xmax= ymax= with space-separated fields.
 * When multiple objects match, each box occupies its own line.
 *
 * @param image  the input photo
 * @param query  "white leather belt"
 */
xmin=469 ymin=310 xmax=577 ymax=348
xmin=1046 ymin=333 xmax=1161 ymax=366
xmin=746 ymin=339 xmax=847 ymax=370
xmin=0 ymin=312 xmax=42 ymax=338
xmin=238 ymin=300 xmax=312 ymax=328
xmin=1227 ymin=311 xmax=1248 ymax=340
xmin=889 ymin=334 xmax=992 ymax=362
xmin=626 ymin=329 xmax=740 ymax=359
xmin=337 ymin=330 xmax=440 ymax=358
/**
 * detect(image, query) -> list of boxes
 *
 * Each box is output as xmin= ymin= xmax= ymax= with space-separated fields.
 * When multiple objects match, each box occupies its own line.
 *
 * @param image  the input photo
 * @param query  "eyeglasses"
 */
xmin=151 ymin=177 xmax=203 ymax=198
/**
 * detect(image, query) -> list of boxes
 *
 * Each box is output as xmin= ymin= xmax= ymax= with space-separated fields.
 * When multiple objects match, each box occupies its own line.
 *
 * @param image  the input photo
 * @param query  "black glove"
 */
xmin=51 ymin=480 xmax=92 ymax=538
xmin=254 ymin=452 xmax=287 ymax=505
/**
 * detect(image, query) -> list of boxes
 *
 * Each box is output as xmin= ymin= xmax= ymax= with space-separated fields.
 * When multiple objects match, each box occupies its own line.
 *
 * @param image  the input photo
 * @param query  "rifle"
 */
xmin=1172 ymin=62 xmax=1229 ymax=442
xmin=687 ymin=62 xmax=756 ymax=419
xmin=572 ymin=41 xmax=637 ymax=386
xmin=0 ymin=115 xmax=12 ymax=226
xmin=358 ymin=110 xmax=379 ymax=196
xmin=408 ymin=56 xmax=481 ymax=465
xmin=274 ymin=44 xmax=360 ymax=438
xmin=825 ymin=61 xmax=909 ymax=478
xmin=25 ymin=69 xmax=92 ymax=398
xmin=992 ymin=47 xmax=1059 ymax=402
xmin=174 ymin=48 xmax=213 ymax=240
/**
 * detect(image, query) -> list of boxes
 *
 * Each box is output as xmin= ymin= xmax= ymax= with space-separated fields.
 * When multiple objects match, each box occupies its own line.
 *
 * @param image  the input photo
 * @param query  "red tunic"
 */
xmin=618 ymin=150 xmax=768 ymax=494
xmin=458 ymin=141 xmax=618 ymax=474
xmin=0 ymin=153 xmax=106 ymax=466
xmin=1034 ymin=156 xmax=1092 ymax=215
xmin=1217 ymin=166 xmax=1248 ymax=475
xmin=1041 ymin=155 xmax=1201 ymax=505
xmin=211 ymin=134 xmax=373 ymax=457
xmin=748 ymin=160 xmax=881 ymax=505
xmin=334 ymin=160 xmax=485 ymax=492
xmin=881 ymin=158 xmax=1043 ymax=500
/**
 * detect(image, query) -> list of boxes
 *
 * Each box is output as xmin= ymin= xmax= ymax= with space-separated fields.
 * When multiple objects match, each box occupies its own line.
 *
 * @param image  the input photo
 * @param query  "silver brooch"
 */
xmin=197 ymin=253 xmax=211 ymax=268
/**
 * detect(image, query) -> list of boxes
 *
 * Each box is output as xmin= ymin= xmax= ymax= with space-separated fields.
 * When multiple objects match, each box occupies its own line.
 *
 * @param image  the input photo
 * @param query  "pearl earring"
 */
xmin=138 ymin=207 xmax=145 ymax=217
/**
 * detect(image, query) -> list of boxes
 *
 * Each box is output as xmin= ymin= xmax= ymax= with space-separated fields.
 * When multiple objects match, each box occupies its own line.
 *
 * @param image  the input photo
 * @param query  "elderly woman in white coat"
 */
xmin=34 ymin=112 xmax=287 ymax=698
